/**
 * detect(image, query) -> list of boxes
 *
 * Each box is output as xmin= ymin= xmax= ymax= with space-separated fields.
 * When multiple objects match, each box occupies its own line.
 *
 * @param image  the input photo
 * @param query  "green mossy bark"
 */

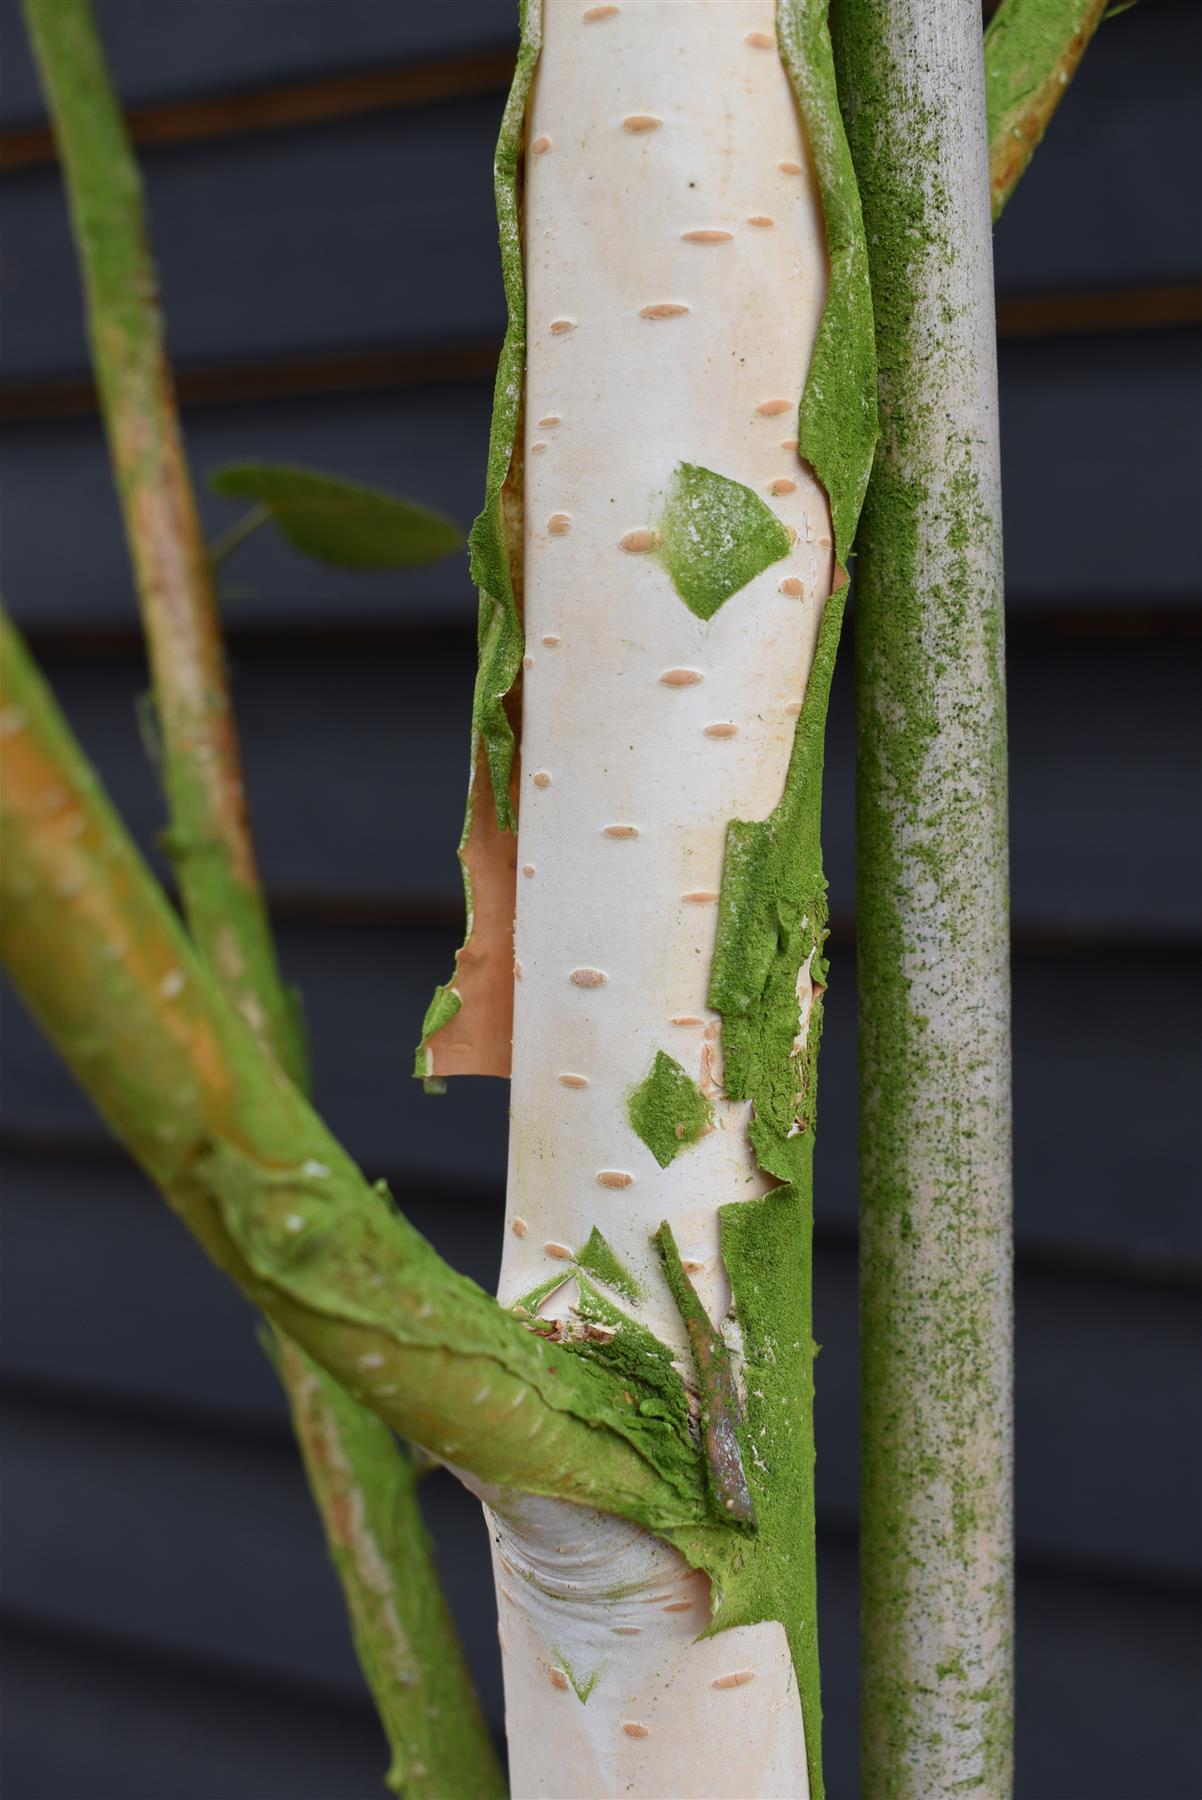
xmin=628 ymin=1050 xmax=713 ymax=1169
xmin=576 ymin=1227 xmax=644 ymax=1305
xmin=834 ymin=2 xmax=1013 ymax=1792
xmin=706 ymin=590 xmax=843 ymax=1800
xmin=683 ymin=12 xmax=879 ymax=1793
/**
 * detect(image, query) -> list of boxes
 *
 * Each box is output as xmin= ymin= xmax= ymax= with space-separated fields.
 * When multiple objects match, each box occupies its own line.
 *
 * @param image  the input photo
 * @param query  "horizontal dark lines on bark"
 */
xmin=0 ymin=49 xmax=516 ymax=174
xmin=1 ymin=292 xmax=1197 ymax=423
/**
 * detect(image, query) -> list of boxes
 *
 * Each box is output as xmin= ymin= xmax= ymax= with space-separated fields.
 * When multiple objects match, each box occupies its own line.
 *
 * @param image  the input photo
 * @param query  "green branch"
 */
xmin=18 ymin=6 xmax=492 ymax=1790
xmin=276 ymin=1339 xmax=503 ymax=1799
xmin=984 ymin=0 xmax=1108 ymax=219
xmin=23 ymin=0 xmax=300 ymax=1081
xmin=0 ymin=610 xmax=710 ymax=1540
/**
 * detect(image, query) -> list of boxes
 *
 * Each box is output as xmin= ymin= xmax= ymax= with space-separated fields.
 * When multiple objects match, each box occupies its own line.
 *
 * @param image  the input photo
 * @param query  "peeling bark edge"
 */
xmin=416 ymin=0 xmax=877 ymax=1081
xmin=414 ymin=0 xmax=540 ymax=1082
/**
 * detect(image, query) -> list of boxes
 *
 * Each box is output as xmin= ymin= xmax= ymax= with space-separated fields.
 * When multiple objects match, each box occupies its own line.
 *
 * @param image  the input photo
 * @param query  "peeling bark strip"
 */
xmin=654 ymin=1222 xmax=755 ymax=1525
xmin=414 ymin=0 xmax=543 ymax=1082
xmin=834 ymin=0 xmax=1014 ymax=1793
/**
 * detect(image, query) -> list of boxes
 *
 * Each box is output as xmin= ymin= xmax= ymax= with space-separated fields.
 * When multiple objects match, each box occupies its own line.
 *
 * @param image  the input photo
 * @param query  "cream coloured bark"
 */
xmin=489 ymin=3 xmax=835 ymax=1793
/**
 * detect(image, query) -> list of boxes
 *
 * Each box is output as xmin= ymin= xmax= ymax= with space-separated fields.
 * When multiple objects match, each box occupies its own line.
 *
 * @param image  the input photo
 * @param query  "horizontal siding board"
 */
xmin=996 ymin=331 xmax=1202 ymax=607
xmin=0 ymin=1403 xmax=506 ymax=1733
xmin=0 ymin=0 xmax=518 ymax=121
xmin=0 ymin=384 xmax=493 ymax=630
xmin=3 ymin=333 xmax=1200 ymax=630
xmin=0 ymin=1631 xmax=389 ymax=1800
xmin=2 ymin=7 xmax=1200 ymax=385
xmin=0 ymin=95 xmax=508 ymax=383
xmin=5 ymin=632 xmax=1199 ymax=935
xmin=2 ymin=1402 xmax=1199 ymax=1799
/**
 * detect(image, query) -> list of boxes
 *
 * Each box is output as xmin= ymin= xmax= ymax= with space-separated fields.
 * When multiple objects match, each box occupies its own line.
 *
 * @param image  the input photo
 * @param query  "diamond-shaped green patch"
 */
xmin=628 ymin=1050 xmax=713 ymax=1168
xmin=659 ymin=461 xmax=791 ymax=619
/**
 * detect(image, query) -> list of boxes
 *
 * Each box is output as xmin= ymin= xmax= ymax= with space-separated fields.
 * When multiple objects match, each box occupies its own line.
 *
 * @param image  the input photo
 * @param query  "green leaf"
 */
xmin=208 ymin=463 xmax=463 ymax=571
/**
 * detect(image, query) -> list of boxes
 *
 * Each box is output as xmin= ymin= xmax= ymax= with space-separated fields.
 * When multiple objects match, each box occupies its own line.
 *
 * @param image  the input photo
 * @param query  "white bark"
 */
xmin=489 ymin=2 xmax=835 ymax=1793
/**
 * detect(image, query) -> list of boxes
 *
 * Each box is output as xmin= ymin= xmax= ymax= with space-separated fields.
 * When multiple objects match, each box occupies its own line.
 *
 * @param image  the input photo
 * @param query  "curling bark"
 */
xmin=834 ymin=0 xmax=1014 ymax=1793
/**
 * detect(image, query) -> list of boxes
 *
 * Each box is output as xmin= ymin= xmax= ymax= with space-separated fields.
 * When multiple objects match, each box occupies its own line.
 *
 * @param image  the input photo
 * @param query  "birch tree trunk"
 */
xmin=420 ymin=0 xmax=872 ymax=1792
xmin=494 ymin=0 xmax=826 ymax=1785
xmin=833 ymin=0 xmax=1014 ymax=1793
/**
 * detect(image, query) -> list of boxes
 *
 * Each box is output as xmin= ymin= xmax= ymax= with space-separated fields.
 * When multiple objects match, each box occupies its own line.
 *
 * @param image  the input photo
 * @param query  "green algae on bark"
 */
xmin=709 ymin=586 xmax=842 ymax=1191
xmin=834 ymin=0 xmax=1014 ymax=1792
xmin=702 ymin=588 xmax=842 ymax=1800
xmin=680 ymin=15 xmax=879 ymax=1794
xmin=628 ymin=1050 xmax=713 ymax=1168
xmin=657 ymin=463 xmax=791 ymax=620
xmin=576 ymin=1226 xmax=644 ymax=1305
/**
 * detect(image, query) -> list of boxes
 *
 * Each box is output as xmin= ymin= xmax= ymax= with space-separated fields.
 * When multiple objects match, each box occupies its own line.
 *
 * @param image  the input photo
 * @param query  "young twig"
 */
xmin=0 ymin=610 xmax=710 ymax=1538
xmin=19 ymin=6 xmax=498 ymax=1790
xmin=985 ymin=0 xmax=1109 ymax=219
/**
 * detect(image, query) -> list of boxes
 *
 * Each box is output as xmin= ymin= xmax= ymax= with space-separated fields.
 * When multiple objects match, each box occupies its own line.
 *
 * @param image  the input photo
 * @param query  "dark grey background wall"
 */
xmin=1 ymin=3 xmax=1199 ymax=1796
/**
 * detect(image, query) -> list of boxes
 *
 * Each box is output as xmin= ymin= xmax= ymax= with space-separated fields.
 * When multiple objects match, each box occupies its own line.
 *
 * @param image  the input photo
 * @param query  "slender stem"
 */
xmin=18 ymin=7 xmax=501 ymax=1788
xmin=208 ymin=503 xmax=271 ymax=571
xmin=277 ymin=1340 xmax=505 ymax=1799
xmin=984 ymin=0 xmax=1107 ymax=220
xmin=833 ymin=2 xmax=1014 ymax=1795
xmin=22 ymin=0 xmax=300 ymax=1081
xmin=0 ymin=610 xmax=709 ymax=1537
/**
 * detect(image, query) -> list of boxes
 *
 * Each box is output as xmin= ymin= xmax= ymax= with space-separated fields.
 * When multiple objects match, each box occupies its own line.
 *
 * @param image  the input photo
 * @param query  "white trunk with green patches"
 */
xmin=490 ymin=1 xmax=833 ymax=1792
